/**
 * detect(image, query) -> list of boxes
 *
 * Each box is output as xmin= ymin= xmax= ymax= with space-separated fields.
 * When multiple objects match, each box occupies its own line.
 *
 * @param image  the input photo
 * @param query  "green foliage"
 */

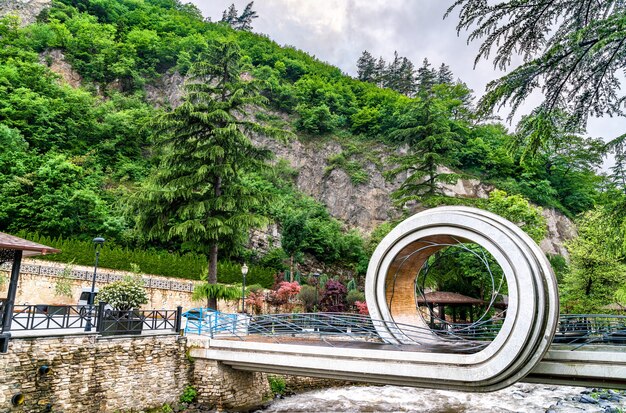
xmin=192 ymin=282 xmax=241 ymax=309
xmin=97 ymin=275 xmax=148 ymax=311
xmin=55 ymin=261 xmax=74 ymax=298
xmin=561 ymin=208 xmax=626 ymax=313
xmin=0 ymin=0 xmax=608 ymax=291
xmin=483 ymin=190 xmax=546 ymax=243
xmin=256 ymin=248 xmax=288 ymax=272
xmin=547 ymin=254 xmax=569 ymax=284
xmin=449 ymin=0 xmax=626 ymax=132
xmin=386 ymin=84 xmax=470 ymax=204
xmin=179 ymin=385 xmax=198 ymax=404
xmin=346 ymin=289 xmax=365 ymax=307
xmin=216 ymin=261 xmax=275 ymax=289
xmin=20 ymin=232 xmax=206 ymax=280
xmin=297 ymin=284 xmax=317 ymax=312
xmin=268 ymin=376 xmax=286 ymax=395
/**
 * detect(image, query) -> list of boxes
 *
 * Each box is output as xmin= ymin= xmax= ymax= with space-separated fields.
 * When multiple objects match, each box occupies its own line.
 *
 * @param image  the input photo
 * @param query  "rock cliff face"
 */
xmin=0 ymin=0 xmax=51 ymax=25
xmin=252 ymin=134 xmax=576 ymax=256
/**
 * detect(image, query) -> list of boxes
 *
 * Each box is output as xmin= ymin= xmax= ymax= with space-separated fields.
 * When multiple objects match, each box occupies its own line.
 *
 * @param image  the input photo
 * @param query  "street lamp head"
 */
xmin=241 ymin=263 xmax=249 ymax=276
xmin=93 ymin=237 xmax=105 ymax=245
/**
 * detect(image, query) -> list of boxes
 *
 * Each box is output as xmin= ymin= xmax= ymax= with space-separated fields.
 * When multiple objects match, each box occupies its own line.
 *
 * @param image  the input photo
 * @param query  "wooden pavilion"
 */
xmin=0 ymin=232 xmax=60 ymax=352
xmin=416 ymin=291 xmax=486 ymax=327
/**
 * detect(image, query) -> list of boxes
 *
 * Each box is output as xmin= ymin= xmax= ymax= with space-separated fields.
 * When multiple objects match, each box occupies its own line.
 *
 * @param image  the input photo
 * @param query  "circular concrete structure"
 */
xmin=365 ymin=206 xmax=559 ymax=390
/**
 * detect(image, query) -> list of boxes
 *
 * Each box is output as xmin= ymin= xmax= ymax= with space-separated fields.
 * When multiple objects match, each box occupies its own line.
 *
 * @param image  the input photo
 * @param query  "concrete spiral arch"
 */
xmin=365 ymin=206 xmax=559 ymax=391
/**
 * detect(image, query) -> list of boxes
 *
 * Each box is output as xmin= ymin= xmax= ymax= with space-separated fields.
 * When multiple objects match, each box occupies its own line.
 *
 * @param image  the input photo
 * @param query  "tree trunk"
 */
xmin=207 ymin=243 xmax=218 ymax=310
xmin=289 ymin=255 xmax=294 ymax=282
xmin=205 ymin=174 xmax=222 ymax=310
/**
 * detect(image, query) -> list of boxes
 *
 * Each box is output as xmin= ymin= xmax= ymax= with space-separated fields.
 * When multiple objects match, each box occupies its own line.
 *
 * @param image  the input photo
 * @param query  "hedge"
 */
xmin=17 ymin=232 xmax=276 ymax=286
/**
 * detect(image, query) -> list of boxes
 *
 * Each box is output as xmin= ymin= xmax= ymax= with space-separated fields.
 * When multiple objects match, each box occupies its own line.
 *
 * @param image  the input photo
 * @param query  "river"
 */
xmin=260 ymin=383 xmax=625 ymax=412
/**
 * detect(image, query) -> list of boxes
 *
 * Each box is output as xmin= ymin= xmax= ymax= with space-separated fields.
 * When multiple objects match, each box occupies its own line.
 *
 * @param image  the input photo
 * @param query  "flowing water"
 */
xmin=261 ymin=383 xmax=625 ymax=412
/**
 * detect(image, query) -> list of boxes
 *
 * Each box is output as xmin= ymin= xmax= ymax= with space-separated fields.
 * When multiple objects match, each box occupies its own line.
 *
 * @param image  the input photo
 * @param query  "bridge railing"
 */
xmin=554 ymin=314 xmax=626 ymax=345
xmin=184 ymin=311 xmax=626 ymax=350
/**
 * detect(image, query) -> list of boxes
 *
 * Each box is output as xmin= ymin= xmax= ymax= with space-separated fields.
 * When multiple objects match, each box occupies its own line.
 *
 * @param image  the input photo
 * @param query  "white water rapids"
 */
xmin=261 ymin=383 xmax=625 ymax=412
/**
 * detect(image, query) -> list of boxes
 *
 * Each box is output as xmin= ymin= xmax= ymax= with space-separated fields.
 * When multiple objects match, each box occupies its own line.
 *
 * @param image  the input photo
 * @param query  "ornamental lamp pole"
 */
xmin=85 ymin=237 xmax=105 ymax=332
xmin=313 ymin=272 xmax=320 ymax=312
xmin=241 ymin=263 xmax=249 ymax=314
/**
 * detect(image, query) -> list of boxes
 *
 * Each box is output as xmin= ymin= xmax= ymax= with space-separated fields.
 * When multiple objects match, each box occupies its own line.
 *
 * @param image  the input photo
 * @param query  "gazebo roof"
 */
xmin=416 ymin=291 xmax=484 ymax=306
xmin=0 ymin=232 xmax=60 ymax=257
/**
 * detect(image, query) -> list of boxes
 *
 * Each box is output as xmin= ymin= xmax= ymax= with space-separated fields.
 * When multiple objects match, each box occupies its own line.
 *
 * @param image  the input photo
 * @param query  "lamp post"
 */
xmin=313 ymin=272 xmax=320 ymax=312
xmin=85 ymin=237 xmax=105 ymax=332
xmin=241 ymin=263 xmax=248 ymax=314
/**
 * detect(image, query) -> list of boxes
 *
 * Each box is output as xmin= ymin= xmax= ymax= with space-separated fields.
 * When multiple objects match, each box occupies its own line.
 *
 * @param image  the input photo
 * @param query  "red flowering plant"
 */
xmin=267 ymin=281 xmax=301 ymax=312
xmin=354 ymin=301 xmax=369 ymax=315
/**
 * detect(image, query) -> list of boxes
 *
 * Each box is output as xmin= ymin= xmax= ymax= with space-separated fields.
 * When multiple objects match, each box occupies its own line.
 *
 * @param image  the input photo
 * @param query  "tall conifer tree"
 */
xmin=133 ymin=40 xmax=281 ymax=309
xmin=416 ymin=58 xmax=437 ymax=97
xmin=356 ymin=50 xmax=376 ymax=83
xmin=237 ymin=2 xmax=258 ymax=31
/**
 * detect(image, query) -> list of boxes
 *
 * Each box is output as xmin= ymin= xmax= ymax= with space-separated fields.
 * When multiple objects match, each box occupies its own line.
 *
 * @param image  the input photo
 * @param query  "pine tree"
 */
xmin=385 ymin=51 xmax=402 ymax=91
xmin=236 ymin=2 xmax=258 ymax=31
xmin=447 ymin=0 xmax=626 ymax=129
xmin=416 ymin=58 xmax=437 ymax=97
xmin=386 ymin=93 xmax=462 ymax=203
xmin=373 ymin=57 xmax=386 ymax=88
xmin=220 ymin=4 xmax=238 ymax=26
xmin=436 ymin=63 xmax=454 ymax=85
xmin=397 ymin=57 xmax=416 ymax=96
xmin=356 ymin=50 xmax=376 ymax=83
xmin=132 ymin=40 xmax=282 ymax=309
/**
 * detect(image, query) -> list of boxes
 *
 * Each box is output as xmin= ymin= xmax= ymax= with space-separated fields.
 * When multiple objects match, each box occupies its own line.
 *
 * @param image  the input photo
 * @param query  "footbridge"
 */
xmin=189 ymin=207 xmax=626 ymax=391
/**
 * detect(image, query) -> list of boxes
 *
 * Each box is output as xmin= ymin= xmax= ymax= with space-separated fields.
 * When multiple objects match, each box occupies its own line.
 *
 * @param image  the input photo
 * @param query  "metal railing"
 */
xmin=183 ymin=311 xmax=626 ymax=351
xmin=3 ymin=303 xmax=182 ymax=336
xmin=554 ymin=314 xmax=626 ymax=346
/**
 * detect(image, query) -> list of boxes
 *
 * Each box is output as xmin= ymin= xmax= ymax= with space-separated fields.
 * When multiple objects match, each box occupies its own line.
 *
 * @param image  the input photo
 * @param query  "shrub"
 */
xmin=355 ymin=301 xmax=369 ymax=315
xmin=297 ymin=285 xmax=317 ymax=312
xmin=97 ymin=276 xmax=148 ymax=311
xmin=346 ymin=289 xmax=365 ymax=307
xmin=320 ymin=280 xmax=347 ymax=312
xmin=245 ymin=290 xmax=266 ymax=315
xmin=179 ymin=385 xmax=197 ymax=403
xmin=217 ymin=260 xmax=276 ymax=289
xmin=268 ymin=376 xmax=286 ymax=395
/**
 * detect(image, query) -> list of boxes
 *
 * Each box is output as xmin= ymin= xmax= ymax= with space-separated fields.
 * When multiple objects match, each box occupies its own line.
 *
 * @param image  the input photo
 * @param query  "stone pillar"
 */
xmin=193 ymin=359 xmax=270 ymax=411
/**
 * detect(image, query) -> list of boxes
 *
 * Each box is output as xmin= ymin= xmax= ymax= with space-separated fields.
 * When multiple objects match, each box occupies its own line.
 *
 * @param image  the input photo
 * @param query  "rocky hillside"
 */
xmin=142 ymin=71 xmax=576 ymax=257
xmin=0 ymin=0 xmax=51 ymax=25
xmin=0 ymin=0 xmax=576 ymax=264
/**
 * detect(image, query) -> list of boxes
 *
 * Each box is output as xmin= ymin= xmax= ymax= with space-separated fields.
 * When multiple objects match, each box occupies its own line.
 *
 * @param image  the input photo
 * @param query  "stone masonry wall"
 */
xmin=0 ymin=334 xmax=190 ymax=412
xmin=193 ymin=359 xmax=271 ymax=412
xmin=279 ymin=375 xmax=355 ymax=394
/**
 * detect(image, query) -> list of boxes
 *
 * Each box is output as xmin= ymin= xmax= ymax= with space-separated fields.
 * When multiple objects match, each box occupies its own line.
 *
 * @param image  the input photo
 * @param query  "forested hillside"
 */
xmin=0 ymin=0 xmax=623 ymax=312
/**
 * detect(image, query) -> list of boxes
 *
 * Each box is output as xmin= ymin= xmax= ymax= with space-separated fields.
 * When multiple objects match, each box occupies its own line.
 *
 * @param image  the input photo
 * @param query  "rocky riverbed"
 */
xmin=259 ymin=383 xmax=626 ymax=413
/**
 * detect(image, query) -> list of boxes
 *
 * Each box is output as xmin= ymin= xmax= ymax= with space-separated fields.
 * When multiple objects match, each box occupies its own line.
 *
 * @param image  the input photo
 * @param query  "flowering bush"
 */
xmin=355 ymin=301 xmax=369 ymax=315
xmin=267 ymin=281 xmax=301 ymax=312
xmin=97 ymin=276 xmax=148 ymax=311
xmin=245 ymin=290 xmax=266 ymax=315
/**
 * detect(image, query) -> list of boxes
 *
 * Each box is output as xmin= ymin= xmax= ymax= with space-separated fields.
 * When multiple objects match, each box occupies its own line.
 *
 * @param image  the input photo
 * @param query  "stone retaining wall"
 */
xmin=0 ymin=334 xmax=190 ymax=412
xmin=280 ymin=375 xmax=355 ymax=394
xmin=1 ymin=334 xmax=354 ymax=412
xmin=0 ymin=259 xmax=238 ymax=313
xmin=193 ymin=359 xmax=271 ymax=411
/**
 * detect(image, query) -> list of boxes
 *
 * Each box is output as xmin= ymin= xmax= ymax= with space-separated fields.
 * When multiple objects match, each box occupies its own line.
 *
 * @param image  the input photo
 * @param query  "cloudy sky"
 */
xmin=191 ymin=0 xmax=623 ymax=165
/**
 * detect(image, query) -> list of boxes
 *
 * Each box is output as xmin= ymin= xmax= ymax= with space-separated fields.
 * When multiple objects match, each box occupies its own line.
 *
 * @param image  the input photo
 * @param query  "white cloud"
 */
xmin=191 ymin=0 xmax=624 ymax=145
